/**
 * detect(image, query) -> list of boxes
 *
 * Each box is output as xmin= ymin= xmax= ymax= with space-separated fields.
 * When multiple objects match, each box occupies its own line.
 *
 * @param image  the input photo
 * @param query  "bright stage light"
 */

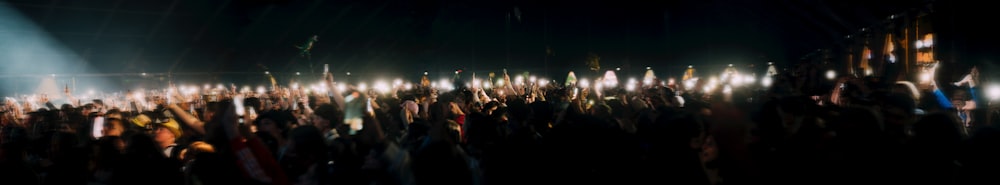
xmin=684 ymin=79 xmax=696 ymax=90
xmin=762 ymin=76 xmax=773 ymax=88
xmin=375 ymin=81 xmax=390 ymax=94
xmin=603 ymin=70 xmax=618 ymax=87
xmin=744 ymin=75 xmax=755 ymax=84
xmin=0 ymin=6 xmax=116 ymax=96
xmin=731 ymin=75 xmax=743 ymax=86
xmin=358 ymin=83 xmax=368 ymax=91
xmin=989 ymin=86 xmax=1000 ymax=100
xmin=438 ymin=79 xmax=453 ymax=91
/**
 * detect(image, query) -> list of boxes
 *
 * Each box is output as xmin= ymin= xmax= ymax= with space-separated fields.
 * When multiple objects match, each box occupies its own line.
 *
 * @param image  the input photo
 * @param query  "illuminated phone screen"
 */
xmin=92 ymin=117 xmax=105 ymax=139
xmin=233 ymin=95 xmax=246 ymax=124
xmin=234 ymin=96 xmax=245 ymax=115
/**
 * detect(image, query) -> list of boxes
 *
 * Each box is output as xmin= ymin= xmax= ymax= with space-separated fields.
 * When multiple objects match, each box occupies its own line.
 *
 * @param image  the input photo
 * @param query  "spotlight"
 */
xmin=989 ymin=86 xmax=1000 ymax=100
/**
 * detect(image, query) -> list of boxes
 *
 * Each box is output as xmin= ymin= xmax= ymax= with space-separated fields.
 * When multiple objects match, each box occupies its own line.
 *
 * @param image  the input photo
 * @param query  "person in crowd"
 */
xmin=254 ymin=111 xmax=290 ymax=160
xmin=282 ymin=125 xmax=330 ymax=185
xmin=154 ymin=119 xmax=184 ymax=160
xmin=113 ymin=134 xmax=183 ymax=185
xmin=91 ymin=136 xmax=124 ymax=185
xmin=180 ymin=141 xmax=215 ymax=185
xmin=0 ymin=124 xmax=37 ymax=185
xmin=930 ymin=65 xmax=980 ymax=135
xmin=2 ymin=64 xmax=1000 ymax=185
xmin=101 ymin=118 xmax=125 ymax=137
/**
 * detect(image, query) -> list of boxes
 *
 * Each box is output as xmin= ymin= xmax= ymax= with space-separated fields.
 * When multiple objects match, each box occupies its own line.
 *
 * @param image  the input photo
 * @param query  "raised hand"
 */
xmin=953 ymin=66 xmax=979 ymax=87
xmin=324 ymin=72 xmax=335 ymax=85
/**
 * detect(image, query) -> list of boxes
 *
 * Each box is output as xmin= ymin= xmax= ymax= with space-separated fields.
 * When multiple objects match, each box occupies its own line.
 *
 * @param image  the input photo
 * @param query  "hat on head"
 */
xmin=131 ymin=114 xmax=152 ymax=128
xmin=157 ymin=119 xmax=182 ymax=138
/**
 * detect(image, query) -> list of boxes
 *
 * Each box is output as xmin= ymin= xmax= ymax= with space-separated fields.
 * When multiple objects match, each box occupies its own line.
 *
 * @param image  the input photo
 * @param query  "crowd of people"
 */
xmin=1 ymin=63 xmax=999 ymax=185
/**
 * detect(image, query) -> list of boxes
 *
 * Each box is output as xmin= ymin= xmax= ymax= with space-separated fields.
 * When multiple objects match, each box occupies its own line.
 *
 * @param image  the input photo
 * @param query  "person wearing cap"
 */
xmin=155 ymin=118 xmax=184 ymax=160
xmin=131 ymin=114 xmax=152 ymax=129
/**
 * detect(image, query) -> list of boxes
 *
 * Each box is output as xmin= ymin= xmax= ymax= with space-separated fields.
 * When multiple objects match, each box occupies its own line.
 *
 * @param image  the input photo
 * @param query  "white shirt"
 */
xmin=163 ymin=143 xmax=177 ymax=158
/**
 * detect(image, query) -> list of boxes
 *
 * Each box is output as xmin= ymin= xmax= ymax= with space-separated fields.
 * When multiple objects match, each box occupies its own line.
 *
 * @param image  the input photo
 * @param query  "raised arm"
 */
xmin=165 ymin=103 xmax=206 ymax=135
xmin=325 ymin=73 xmax=346 ymax=109
xmin=932 ymin=82 xmax=954 ymax=109
xmin=929 ymin=63 xmax=954 ymax=109
xmin=221 ymin=98 xmax=291 ymax=185
xmin=164 ymin=85 xmax=207 ymax=135
xmin=954 ymin=67 xmax=980 ymax=110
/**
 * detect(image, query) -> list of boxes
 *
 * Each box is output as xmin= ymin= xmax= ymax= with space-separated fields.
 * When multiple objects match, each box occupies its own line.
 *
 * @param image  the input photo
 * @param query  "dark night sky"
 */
xmin=1 ymin=0 xmax=996 ymax=85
